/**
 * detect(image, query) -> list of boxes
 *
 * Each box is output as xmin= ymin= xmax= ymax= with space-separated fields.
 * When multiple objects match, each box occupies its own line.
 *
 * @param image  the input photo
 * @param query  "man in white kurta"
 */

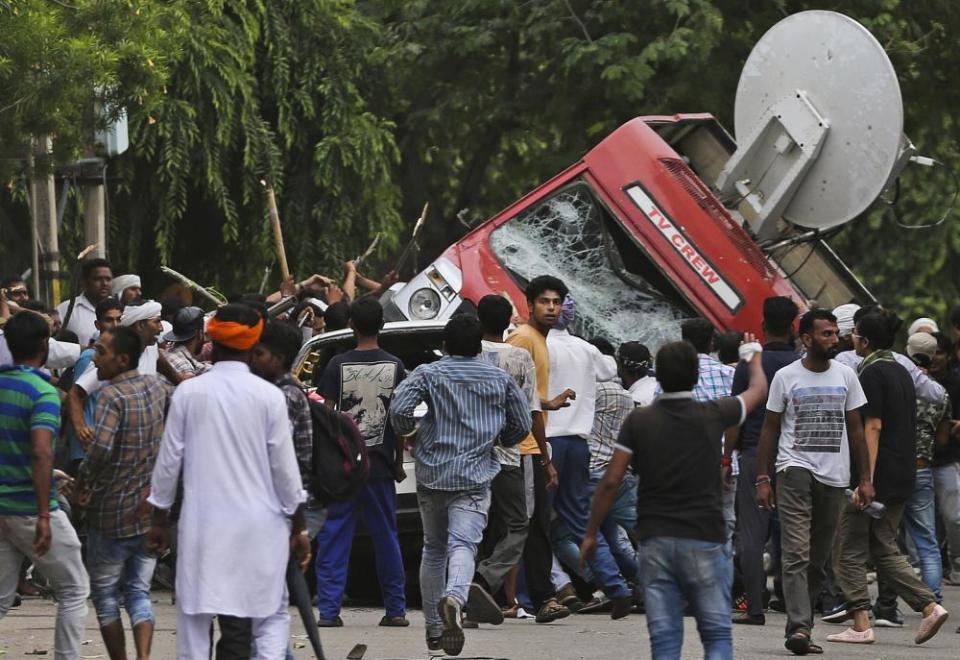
xmin=147 ymin=313 xmax=306 ymax=659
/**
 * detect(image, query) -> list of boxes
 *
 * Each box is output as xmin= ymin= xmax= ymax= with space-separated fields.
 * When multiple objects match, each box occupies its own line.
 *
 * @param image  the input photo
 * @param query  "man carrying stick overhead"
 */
xmin=146 ymin=304 xmax=309 ymax=659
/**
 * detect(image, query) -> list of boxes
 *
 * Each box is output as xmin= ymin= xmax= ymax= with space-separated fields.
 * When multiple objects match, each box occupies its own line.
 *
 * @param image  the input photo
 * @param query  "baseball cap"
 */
xmin=162 ymin=306 xmax=205 ymax=343
xmin=906 ymin=332 xmax=938 ymax=368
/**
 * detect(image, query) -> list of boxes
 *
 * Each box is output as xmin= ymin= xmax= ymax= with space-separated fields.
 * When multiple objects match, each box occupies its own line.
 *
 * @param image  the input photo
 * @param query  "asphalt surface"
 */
xmin=2 ymin=585 xmax=959 ymax=659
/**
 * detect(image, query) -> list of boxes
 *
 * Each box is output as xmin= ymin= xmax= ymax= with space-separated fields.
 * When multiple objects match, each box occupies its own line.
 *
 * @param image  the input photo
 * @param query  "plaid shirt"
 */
xmin=277 ymin=374 xmax=313 ymax=488
xmin=693 ymin=354 xmax=735 ymax=402
xmin=588 ymin=380 xmax=634 ymax=472
xmin=162 ymin=344 xmax=210 ymax=382
xmin=79 ymin=371 xmax=168 ymax=538
xmin=655 ymin=354 xmax=735 ymax=401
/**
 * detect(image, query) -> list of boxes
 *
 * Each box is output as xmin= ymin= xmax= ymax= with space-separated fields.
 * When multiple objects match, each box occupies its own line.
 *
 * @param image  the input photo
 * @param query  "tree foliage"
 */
xmin=377 ymin=0 xmax=960 ymax=321
xmin=0 ymin=0 xmax=175 ymax=167
xmin=2 ymin=0 xmax=960 ymax=322
xmin=108 ymin=0 xmax=402 ymax=293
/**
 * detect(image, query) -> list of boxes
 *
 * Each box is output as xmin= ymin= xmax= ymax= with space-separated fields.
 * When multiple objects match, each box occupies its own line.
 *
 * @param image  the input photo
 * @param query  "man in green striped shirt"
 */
xmin=0 ymin=311 xmax=89 ymax=659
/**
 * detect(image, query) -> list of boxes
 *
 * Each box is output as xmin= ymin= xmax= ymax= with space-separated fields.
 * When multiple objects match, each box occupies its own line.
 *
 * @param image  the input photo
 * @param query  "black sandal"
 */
xmin=784 ymin=631 xmax=811 ymax=655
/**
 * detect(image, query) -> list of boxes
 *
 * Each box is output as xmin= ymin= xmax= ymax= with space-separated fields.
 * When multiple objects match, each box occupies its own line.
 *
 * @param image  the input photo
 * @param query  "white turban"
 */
xmin=121 ymin=300 xmax=162 ymax=327
xmin=908 ymin=317 xmax=939 ymax=335
xmin=832 ymin=303 xmax=860 ymax=337
xmin=112 ymin=274 xmax=141 ymax=297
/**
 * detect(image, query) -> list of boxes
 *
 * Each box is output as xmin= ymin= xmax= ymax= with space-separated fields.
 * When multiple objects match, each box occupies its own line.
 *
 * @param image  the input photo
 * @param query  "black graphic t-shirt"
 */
xmin=319 ymin=348 xmax=406 ymax=480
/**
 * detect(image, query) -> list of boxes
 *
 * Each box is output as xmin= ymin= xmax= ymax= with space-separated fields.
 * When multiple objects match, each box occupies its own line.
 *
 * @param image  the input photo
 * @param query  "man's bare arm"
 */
xmin=846 ymin=408 xmax=875 ymax=506
xmin=737 ymin=351 xmax=768 ymax=414
xmin=581 ymin=449 xmax=631 ymax=567
xmin=67 ymin=385 xmax=92 ymax=446
xmin=531 ymin=412 xmax=558 ymax=488
xmin=755 ymin=410 xmax=781 ymax=510
xmin=31 ymin=428 xmax=55 ymax=556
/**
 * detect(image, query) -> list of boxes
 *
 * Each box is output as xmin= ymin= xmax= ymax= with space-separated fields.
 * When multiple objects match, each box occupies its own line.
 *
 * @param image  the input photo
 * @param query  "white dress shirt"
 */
xmin=148 ymin=361 xmax=305 ymax=617
xmin=834 ymin=350 xmax=945 ymax=403
xmin=545 ymin=329 xmax=617 ymax=439
xmin=46 ymin=338 xmax=81 ymax=370
xmin=0 ymin=331 xmax=80 ymax=370
xmin=56 ymin=294 xmax=98 ymax=348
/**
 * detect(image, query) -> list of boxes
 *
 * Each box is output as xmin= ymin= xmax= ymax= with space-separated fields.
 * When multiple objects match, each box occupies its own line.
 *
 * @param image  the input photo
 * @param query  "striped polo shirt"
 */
xmin=0 ymin=365 xmax=61 ymax=515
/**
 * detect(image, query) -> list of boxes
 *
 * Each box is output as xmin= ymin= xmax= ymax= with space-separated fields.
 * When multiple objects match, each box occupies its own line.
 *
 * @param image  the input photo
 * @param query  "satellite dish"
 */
xmin=716 ymin=10 xmax=907 ymax=236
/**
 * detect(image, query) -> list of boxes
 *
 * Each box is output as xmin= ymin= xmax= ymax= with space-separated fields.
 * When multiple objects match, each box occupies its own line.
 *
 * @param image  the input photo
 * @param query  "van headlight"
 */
xmin=408 ymin=288 xmax=442 ymax=319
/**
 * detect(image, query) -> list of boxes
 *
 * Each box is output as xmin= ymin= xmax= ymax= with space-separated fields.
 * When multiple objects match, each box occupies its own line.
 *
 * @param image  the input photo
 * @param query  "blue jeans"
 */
xmin=934 ymin=462 xmax=960 ymax=574
xmin=549 ymin=435 xmax=630 ymax=598
xmin=314 ymin=479 xmax=406 ymax=619
xmin=418 ymin=486 xmax=490 ymax=638
xmin=553 ymin=470 xmax=640 ymax=585
xmin=594 ymin=470 xmax=639 ymax=581
xmin=903 ymin=468 xmax=943 ymax=601
xmin=85 ymin=529 xmax=156 ymax=628
xmin=641 ymin=536 xmax=733 ymax=660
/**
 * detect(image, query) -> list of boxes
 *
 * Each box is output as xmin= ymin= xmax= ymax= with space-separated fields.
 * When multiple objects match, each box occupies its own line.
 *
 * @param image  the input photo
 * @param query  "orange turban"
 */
xmin=206 ymin=316 xmax=264 ymax=351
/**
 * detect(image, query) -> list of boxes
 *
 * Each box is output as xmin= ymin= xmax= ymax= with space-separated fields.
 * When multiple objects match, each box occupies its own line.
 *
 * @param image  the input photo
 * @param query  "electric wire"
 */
xmin=888 ymin=158 xmax=958 ymax=230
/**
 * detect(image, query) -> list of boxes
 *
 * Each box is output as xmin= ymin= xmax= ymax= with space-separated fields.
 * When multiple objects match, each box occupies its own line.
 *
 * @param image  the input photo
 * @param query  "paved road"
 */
xmin=2 ymin=585 xmax=959 ymax=659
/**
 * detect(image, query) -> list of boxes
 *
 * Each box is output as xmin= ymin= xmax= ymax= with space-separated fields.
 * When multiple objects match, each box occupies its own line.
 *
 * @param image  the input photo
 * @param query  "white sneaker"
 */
xmin=826 ymin=627 xmax=875 ymax=644
xmin=915 ymin=604 xmax=949 ymax=644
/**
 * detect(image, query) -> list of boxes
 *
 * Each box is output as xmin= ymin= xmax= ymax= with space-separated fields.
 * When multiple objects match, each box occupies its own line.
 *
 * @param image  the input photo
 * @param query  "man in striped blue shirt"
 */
xmin=0 ymin=312 xmax=90 ymax=658
xmin=390 ymin=314 xmax=531 ymax=657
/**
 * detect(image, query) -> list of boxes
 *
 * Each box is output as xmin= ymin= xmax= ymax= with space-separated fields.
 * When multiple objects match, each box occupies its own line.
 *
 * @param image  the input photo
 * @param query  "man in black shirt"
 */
xmin=315 ymin=298 xmax=408 ymax=628
xmin=582 ymin=337 xmax=768 ymax=659
xmin=723 ymin=296 xmax=799 ymax=625
xmin=829 ymin=311 xmax=948 ymax=646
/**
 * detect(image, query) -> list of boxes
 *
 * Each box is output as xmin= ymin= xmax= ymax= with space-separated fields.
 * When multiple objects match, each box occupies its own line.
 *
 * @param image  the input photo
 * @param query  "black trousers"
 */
xmin=736 ymin=453 xmax=774 ymax=617
xmin=521 ymin=455 xmax=554 ymax=608
xmin=213 ymin=615 xmax=251 ymax=660
xmin=477 ymin=465 xmax=529 ymax=593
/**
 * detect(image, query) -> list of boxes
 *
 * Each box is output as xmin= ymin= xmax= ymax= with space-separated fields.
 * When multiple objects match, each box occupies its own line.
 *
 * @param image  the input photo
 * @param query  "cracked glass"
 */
xmin=490 ymin=182 xmax=693 ymax=350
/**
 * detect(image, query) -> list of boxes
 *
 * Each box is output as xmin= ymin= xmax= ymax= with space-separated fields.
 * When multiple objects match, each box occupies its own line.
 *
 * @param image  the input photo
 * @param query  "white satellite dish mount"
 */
xmin=716 ymin=10 xmax=914 ymax=240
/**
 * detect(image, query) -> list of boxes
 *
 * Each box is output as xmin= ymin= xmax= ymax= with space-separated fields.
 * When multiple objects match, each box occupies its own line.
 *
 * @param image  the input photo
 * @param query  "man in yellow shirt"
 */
xmin=506 ymin=275 xmax=574 ymax=622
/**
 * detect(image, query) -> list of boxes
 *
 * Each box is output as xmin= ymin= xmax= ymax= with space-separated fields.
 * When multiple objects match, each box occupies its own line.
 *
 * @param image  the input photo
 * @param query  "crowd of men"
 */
xmin=1 ymin=261 xmax=960 ymax=659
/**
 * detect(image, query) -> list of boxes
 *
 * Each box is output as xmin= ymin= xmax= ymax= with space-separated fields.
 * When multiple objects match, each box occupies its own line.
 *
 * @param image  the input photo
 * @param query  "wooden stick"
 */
xmin=355 ymin=233 xmax=381 ymax=269
xmin=160 ymin=266 xmax=226 ymax=307
xmin=262 ymin=180 xmax=291 ymax=281
xmin=394 ymin=202 xmax=430 ymax=274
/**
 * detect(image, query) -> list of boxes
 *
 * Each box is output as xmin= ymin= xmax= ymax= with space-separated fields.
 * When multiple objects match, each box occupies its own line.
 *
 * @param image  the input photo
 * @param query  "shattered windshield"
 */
xmin=489 ymin=182 xmax=693 ymax=349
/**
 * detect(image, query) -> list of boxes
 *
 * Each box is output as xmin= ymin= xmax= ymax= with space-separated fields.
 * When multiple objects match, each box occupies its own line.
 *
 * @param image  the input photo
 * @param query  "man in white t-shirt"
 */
xmin=755 ymin=309 xmax=874 ymax=656
xmin=472 ymin=295 xmax=560 ymax=622
xmin=617 ymin=342 xmax=656 ymax=407
xmin=56 ymin=258 xmax=113 ymax=348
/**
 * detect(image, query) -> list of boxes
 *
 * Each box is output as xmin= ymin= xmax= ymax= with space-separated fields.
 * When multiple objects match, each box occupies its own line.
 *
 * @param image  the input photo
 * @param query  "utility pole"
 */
xmin=83 ymin=166 xmax=107 ymax=260
xmin=30 ymin=137 xmax=61 ymax=305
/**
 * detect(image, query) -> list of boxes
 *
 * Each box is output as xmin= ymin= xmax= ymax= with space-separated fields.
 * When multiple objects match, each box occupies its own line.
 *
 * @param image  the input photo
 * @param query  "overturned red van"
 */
xmin=385 ymin=114 xmax=873 ymax=347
